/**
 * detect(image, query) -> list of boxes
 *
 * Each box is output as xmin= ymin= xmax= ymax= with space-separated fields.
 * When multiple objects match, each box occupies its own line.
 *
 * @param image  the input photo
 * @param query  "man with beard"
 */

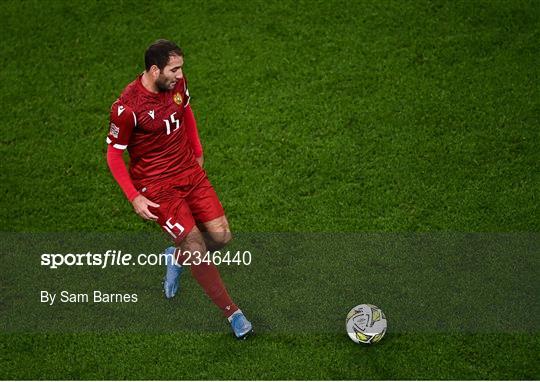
xmin=106 ymin=39 xmax=252 ymax=339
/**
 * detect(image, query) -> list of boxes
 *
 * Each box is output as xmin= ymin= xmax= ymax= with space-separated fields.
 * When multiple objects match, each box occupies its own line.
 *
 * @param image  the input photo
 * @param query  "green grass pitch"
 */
xmin=1 ymin=0 xmax=539 ymax=379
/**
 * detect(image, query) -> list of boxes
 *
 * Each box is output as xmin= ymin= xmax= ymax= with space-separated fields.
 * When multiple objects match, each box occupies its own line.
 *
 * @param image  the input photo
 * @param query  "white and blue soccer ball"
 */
xmin=346 ymin=304 xmax=387 ymax=344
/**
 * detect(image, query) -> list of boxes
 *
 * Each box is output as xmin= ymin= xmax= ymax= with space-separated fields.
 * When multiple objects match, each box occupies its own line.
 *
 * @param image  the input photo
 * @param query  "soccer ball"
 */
xmin=346 ymin=304 xmax=387 ymax=344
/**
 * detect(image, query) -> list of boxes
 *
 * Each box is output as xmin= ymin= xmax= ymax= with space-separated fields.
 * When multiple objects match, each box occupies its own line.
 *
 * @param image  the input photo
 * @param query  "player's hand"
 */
xmin=131 ymin=194 xmax=160 ymax=221
xmin=196 ymin=155 xmax=204 ymax=167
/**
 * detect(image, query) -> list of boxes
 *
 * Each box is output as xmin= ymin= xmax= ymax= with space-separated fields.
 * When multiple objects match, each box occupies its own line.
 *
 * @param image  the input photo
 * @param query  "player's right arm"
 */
xmin=106 ymin=101 xmax=159 ymax=221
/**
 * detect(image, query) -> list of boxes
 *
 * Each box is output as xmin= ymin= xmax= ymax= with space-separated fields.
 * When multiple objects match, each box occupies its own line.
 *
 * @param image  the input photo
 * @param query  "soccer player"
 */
xmin=105 ymin=39 xmax=252 ymax=339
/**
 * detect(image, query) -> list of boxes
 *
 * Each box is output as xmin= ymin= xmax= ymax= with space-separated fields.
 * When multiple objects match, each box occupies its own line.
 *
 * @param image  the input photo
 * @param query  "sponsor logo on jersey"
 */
xmin=173 ymin=92 xmax=183 ymax=105
xmin=117 ymin=105 xmax=125 ymax=116
xmin=148 ymin=110 xmax=155 ymax=119
xmin=109 ymin=122 xmax=120 ymax=138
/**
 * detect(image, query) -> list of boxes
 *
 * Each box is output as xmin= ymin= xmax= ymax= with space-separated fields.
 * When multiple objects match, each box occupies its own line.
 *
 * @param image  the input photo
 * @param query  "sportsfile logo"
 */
xmin=40 ymin=250 xmax=252 ymax=269
xmin=41 ymin=250 xmax=143 ymax=269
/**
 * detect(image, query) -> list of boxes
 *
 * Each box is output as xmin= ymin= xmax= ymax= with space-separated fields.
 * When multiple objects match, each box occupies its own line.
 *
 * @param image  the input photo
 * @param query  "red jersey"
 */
xmin=106 ymin=75 xmax=197 ymax=188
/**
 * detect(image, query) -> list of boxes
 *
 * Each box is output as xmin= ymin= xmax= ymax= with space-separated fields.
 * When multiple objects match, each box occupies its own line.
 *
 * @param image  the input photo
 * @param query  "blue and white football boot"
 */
xmin=229 ymin=310 xmax=253 ymax=339
xmin=162 ymin=246 xmax=183 ymax=299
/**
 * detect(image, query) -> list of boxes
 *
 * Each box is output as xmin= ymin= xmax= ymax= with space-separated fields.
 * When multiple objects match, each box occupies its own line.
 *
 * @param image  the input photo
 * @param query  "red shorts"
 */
xmin=140 ymin=168 xmax=225 ymax=243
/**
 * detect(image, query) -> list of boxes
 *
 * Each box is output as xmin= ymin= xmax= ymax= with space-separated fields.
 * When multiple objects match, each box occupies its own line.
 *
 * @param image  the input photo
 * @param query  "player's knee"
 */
xmin=220 ymin=230 xmax=233 ymax=246
xmin=212 ymin=226 xmax=232 ymax=249
xmin=181 ymin=226 xmax=207 ymax=253
xmin=200 ymin=217 xmax=232 ymax=250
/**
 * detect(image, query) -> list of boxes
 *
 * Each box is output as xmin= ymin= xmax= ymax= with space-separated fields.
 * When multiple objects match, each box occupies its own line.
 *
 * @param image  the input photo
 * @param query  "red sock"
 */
xmin=176 ymin=250 xmax=238 ymax=318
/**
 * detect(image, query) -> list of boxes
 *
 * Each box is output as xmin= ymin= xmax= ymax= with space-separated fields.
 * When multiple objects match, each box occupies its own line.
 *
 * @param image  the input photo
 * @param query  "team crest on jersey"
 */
xmin=173 ymin=92 xmax=183 ymax=105
xmin=109 ymin=122 xmax=120 ymax=138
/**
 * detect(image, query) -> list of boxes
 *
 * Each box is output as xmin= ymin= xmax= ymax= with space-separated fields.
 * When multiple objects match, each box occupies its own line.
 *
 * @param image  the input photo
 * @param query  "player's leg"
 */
xmin=138 ymin=182 xmax=190 ymax=299
xmin=175 ymin=225 xmax=252 ymax=338
xmin=153 ymin=181 xmax=237 ymax=317
xmin=157 ymin=200 xmax=195 ymax=300
xmin=185 ymin=173 xmax=253 ymax=338
xmin=163 ymin=246 xmax=183 ymax=298
xmin=197 ymin=215 xmax=232 ymax=251
xmin=160 ymin=211 xmax=236 ymax=319
xmin=176 ymin=226 xmax=237 ymax=315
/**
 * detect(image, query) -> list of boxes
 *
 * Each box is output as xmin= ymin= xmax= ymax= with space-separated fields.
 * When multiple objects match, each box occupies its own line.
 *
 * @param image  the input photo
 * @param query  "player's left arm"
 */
xmin=183 ymin=78 xmax=203 ymax=166
xmin=184 ymin=105 xmax=203 ymax=166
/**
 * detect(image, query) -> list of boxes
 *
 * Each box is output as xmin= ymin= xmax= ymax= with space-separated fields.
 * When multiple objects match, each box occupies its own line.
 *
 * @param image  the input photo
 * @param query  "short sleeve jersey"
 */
xmin=107 ymin=75 xmax=197 ymax=188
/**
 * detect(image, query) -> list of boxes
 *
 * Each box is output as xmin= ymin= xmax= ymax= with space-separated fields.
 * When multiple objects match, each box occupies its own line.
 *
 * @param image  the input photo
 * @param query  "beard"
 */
xmin=156 ymin=75 xmax=174 ymax=92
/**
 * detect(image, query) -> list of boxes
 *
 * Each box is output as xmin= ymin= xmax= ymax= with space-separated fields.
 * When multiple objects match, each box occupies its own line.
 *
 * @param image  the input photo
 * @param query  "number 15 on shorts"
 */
xmin=163 ymin=218 xmax=184 ymax=239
